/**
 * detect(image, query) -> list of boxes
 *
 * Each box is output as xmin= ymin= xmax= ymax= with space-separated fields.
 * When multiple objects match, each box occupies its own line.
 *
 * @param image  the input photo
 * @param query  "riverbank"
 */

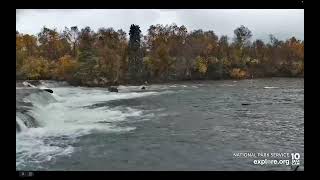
xmin=17 ymin=75 xmax=304 ymax=89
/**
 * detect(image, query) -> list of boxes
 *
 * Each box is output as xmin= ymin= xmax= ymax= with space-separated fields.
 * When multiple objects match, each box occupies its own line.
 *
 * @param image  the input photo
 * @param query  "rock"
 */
xmin=108 ymin=87 xmax=118 ymax=92
xmin=43 ymin=89 xmax=53 ymax=93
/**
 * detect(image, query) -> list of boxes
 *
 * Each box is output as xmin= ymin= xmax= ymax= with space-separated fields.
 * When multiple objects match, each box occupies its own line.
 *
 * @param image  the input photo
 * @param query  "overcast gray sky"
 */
xmin=16 ymin=9 xmax=304 ymax=41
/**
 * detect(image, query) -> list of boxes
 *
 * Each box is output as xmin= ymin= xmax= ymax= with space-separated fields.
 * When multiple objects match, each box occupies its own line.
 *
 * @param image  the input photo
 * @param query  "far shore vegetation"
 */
xmin=16 ymin=24 xmax=304 ymax=86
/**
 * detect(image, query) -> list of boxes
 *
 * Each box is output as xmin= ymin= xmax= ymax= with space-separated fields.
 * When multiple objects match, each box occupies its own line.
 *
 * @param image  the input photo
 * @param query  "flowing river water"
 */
xmin=16 ymin=78 xmax=304 ymax=170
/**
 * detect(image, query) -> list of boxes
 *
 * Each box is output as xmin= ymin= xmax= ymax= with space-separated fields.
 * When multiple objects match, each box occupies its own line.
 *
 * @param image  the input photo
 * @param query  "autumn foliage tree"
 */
xmin=54 ymin=55 xmax=79 ymax=81
xmin=16 ymin=24 xmax=304 ymax=85
xmin=20 ymin=56 xmax=50 ymax=80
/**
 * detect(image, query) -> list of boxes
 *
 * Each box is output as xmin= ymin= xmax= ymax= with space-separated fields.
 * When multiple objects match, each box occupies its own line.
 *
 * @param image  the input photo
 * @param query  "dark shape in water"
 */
xmin=16 ymin=121 xmax=21 ymax=132
xmin=108 ymin=87 xmax=119 ymax=92
xmin=141 ymin=86 xmax=146 ymax=90
xmin=96 ymin=121 xmax=113 ymax=124
xmin=241 ymin=103 xmax=250 ymax=106
xmin=43 ymin=89 xmax=53 ymax=93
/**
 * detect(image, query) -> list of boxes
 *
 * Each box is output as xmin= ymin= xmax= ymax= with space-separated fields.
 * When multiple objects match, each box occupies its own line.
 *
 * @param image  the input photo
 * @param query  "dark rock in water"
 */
xmin=96 ymin=121 xmax=113 ymax=124
xmin=241 ymin=103 xmax=250 ymax=106
xmin=141 ymin=86 xmax=146 ymax=90
xmin=43 ymin=89 xmax=53 ymax=93
xmin=108 ymin=87 xmax=118 ymax=92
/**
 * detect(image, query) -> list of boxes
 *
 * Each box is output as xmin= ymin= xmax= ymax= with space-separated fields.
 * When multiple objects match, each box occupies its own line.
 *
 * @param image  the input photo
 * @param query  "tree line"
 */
xmin=16 ymin=24 xmax=304 ymax=86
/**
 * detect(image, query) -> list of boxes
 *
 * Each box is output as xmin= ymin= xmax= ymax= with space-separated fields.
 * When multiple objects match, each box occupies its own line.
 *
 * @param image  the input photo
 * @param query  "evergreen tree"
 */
xmin=128 ymin=24 xmax=143 ymax=84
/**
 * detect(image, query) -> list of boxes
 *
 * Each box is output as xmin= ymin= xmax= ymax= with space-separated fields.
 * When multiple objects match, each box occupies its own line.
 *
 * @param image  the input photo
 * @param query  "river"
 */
xmin=16 ymin=78 xmax=304 ymax=171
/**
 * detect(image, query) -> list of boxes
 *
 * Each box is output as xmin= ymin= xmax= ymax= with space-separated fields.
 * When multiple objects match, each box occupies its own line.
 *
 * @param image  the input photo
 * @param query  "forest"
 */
xmin=16 ymin=24 xmax=304 ymax=86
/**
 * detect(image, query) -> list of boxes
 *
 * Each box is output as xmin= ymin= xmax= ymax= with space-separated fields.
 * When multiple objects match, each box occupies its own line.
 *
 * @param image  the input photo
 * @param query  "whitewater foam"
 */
xmin=220 ymin=84 xmax=236 ymax=87
xmin=38 ymin=80 xmax=69 ymax=88
xmin=22 ymin=81 xmax=37 ymax=88
xmin=16 ymin=84 xmax=162 ymax=169
xmin=264 ymin=86 xmax=279 ymax=89
xmin=16 ymin=116 xmax=27 ymax=132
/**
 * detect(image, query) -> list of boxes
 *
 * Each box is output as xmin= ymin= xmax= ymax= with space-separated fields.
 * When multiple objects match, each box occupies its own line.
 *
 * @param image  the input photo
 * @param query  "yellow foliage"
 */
xmin=21 ymin=56 xmax=50 ymax=80
xmin=229 ymin=68 xmax=247 ymax=79
xmin=56 ymin=55 xmax=79 ymax=79
xmin=195 ymin=56 xmax=208 ymax=74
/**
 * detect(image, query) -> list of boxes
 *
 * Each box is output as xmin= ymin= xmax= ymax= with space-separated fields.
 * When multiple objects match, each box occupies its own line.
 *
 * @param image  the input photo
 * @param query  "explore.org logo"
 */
xmin=253 ymin=159 xmax=290 ymax=166
xmin=233 ymin=152 xmax=301 ymax=166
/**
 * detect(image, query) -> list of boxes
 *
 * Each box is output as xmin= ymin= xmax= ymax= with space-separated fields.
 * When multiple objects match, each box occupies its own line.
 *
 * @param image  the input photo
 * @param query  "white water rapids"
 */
xmin=16 ymin=81 xmax=163 ymax=168
xmin=16 ymin=79 xmax=303 ymax=171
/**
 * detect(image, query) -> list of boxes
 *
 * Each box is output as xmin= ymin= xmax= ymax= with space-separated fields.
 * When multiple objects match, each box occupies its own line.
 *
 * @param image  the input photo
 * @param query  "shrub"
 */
xmin=195 ymin=56 xmax=208 ymax=74
xmin=55 ymin=55 xmax=79 ymax=80
xmin=20 ymin=56 xmax=50 ymax=80
xmin=290 ymin=61 xmax=304 ymax=76
xmin=229 ymin=68 xmax=247 ymax=79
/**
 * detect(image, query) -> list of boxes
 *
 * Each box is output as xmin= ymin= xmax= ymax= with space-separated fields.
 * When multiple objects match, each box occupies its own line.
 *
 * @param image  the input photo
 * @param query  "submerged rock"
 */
xmin=43 ymin=89 xmax=53 ymax=93
xmin=108 ymin=87 xmax=119 ymax=92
